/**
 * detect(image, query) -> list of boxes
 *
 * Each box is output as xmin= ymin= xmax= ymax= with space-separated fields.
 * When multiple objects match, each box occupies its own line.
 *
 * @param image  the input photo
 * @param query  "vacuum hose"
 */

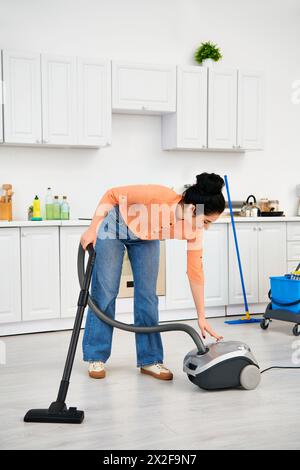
xmin=77 ymin=243 xmax=206 ymax=354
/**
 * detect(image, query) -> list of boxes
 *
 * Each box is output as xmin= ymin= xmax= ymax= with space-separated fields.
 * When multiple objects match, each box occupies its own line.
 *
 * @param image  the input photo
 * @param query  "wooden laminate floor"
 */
xmin=1 ymin=317 xmax=300 ymax=450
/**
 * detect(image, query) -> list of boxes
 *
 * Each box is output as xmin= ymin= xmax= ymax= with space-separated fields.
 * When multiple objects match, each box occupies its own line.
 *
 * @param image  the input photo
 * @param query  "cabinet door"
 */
xmin=165 ymin=240 xmax=193 ymax=309
xmin=41 ymin=54 xmax=77 ymax=145
xmin=2 ymin=50 xmax=42 ymax=144
xmin=77 ymin=58 xmax=111 ymax=147
xmin=203 ymin=224 xmax=228 ymax=307
xmin=258 ymin=223 xmax=287 ymax=302
xmin=287 ymin=222 xmax=300 ymax=241
xmin=162 ymin=66 xmax=207 ymax=149
xmin=21 ymin=227 xmax=60 ymax=320
xmin=0 ymin=228 xmax=21 ymax=323
xmin=208 ymin=68 xmax=238 ymax=149
xmin=112 ymin=61 xmax=176 ymax=113
xmin=60 ymin=226 xmax=85 ymax=318
xmin=228 ymin=223 xmax=258 ymax=305
xmin=237 ymin=70 xmax=264 ymax=150
xmin=0 ymin=52 xmax=3 ymax=143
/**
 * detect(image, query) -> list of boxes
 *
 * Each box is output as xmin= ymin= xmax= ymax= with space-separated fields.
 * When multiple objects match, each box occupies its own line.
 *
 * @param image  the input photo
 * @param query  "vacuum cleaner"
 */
xmin=24 ymin=243 xmax=260 ymax=424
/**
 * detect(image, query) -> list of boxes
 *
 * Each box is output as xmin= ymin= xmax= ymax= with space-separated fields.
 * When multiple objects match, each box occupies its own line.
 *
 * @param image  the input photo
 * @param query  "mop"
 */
xmin=224 ymin=175 xmax=261 ymax=324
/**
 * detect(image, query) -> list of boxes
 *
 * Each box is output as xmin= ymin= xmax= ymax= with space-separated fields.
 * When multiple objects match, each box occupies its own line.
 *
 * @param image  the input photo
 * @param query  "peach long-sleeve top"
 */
xmin=95 ymin=184 xmax=204 ymax=285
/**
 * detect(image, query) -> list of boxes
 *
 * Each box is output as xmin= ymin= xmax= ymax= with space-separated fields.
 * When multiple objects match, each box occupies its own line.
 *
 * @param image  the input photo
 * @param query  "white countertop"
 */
xmin=0 ymin=216 xmax=299 ymax=228
xmin=216 ymin=216 xmax=300 ymax=223
xmin=0 ymin=219 xmax=91 ymax=227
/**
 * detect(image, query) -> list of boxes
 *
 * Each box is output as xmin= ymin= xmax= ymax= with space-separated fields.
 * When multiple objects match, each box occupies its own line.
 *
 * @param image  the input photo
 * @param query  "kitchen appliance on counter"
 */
xmin=223 ymin=195 xmax=285 ymax=218
xmin=258 ymin=198 xmax=284 ymax=217
xmin=224 ymin=195 xmax=260 ymax=217
xmin=240 ymin=195 xmax=259 ymax=217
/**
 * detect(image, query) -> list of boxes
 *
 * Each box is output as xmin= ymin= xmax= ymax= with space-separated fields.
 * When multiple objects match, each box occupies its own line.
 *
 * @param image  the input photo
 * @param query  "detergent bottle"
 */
xmin=32 ymin=195 xmax=42 ymax=221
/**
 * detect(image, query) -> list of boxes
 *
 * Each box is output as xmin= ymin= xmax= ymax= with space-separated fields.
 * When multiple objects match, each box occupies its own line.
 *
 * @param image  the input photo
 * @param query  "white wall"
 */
xmin=0 ymin=0 xmax=300 ymax=219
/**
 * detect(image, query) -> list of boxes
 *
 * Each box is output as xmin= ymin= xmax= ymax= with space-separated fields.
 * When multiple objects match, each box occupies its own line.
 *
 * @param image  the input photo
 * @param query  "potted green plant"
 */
xmin=194 ymin=41 xmax=222 ymax=67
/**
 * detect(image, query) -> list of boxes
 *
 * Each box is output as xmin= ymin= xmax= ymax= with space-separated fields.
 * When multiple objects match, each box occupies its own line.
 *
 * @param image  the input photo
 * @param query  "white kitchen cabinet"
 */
xmin=208 ymin=67 xmax=238 ymax=149
xmin=0 ymin=228 xmax=21 ymax=323
xmin=0 ymin=53 xmax=3 ymax=143
xmin=60 ymin=226 xmax=85 ymax=318
xmin=77 ymin=58 xmax=111 ymax=147
xmin=287 ymin=222 xmax=300 ymax=241
xmin=2 ymin=50 xmax=42 ymax=144
xmin=203 ymin=224 xmax=228 ymax=307
xmin=258 ymin=223 xmax=287 ymax=302
xmin=165 ymin=240 xmax=193 ymax=310
xmin=162 ymin=66 xmax=208 ymax=150
xmin=21 ymin=227 xmax=60 ymax=321
xmin=229 ymin=222 xmax=287 ymax=307
xmin=41 ymin=54 xmax=77 ymax=145
xmin=237 ymin=70 xmax=264 ymax=150
xmin=166 ymin=226 xmax=228 ymax=311
xmin=112 ymin=61 xmax=176 ymax=114
xmin=229 ymin=223 xmax=259 ymax=304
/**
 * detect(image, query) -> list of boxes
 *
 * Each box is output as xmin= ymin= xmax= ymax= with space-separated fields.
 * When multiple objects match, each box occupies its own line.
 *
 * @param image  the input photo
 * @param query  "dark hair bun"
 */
xmin=196 ymin=173 xmax=224 ymax=196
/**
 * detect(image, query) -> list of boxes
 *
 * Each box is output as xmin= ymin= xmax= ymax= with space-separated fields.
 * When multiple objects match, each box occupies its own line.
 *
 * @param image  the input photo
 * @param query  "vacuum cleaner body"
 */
xmin=183 ymin=341 xmax=260 ymax=390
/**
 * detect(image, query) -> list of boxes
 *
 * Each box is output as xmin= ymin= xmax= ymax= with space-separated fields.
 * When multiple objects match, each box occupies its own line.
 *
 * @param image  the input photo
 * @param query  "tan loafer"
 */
xmin=140 ymin=363 xmax=173 ymax=381
xmin=88 ymin=361 xmax=106 ymax=379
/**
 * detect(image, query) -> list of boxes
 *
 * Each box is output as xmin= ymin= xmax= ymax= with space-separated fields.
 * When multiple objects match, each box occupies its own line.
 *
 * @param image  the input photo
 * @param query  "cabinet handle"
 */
xmin=22 ymin=233 xmax=27 ymax=237
xmin=202 ymin=145 xmax=206 ymax=149
xmin=232 ymin=145 xmax=236 ymax=149
xmin=43 ymin=139 xmax=49 ymax=144
xmin=35 ymin=139 xmax=41 ymax=144
xmin=253 ymin=227 xmax=257 ymax=231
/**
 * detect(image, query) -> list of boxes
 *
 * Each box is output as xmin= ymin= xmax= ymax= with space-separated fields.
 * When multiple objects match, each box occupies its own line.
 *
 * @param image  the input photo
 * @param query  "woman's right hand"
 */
xmin=80 ymin=227 xmax=97 ymax=250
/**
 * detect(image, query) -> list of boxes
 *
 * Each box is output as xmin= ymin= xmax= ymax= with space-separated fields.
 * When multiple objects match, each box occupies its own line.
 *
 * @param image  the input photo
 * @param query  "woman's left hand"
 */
xmin=198 ymin=317 xmax=223 ymax=341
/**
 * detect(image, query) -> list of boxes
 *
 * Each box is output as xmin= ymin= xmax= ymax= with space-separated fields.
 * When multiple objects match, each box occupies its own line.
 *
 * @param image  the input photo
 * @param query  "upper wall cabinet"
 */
xmin=208 ymin=67 xmax=238 ymax=149
xmin=162 ymin=66 xmax=208 ymax=150
xmin=237 ymin=70 xmax=264 ymax=150
xmin=2 ymin=50 xmax=42 ymax=144
xmin=41 ymin=54 xmax=77 ymax=145
xmin=1 ymin=50 xmax=112 ymax=147
xmin=77 ymin=58 xmax=112 ymax=146
xmin=112 ymin=61 xmax=176 ymax=114
xmin=162 ymin=66 xmax=264 ymax=152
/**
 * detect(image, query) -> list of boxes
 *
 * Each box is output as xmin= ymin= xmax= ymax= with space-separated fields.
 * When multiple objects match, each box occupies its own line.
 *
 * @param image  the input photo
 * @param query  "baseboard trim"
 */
xmin=0 ymin=306 xmax=227 ymax=336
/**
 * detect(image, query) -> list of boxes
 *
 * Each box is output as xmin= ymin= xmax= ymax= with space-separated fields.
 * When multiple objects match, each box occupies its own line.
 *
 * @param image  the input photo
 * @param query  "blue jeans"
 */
xmin=82 ymin=206 xmax=163 ymax=367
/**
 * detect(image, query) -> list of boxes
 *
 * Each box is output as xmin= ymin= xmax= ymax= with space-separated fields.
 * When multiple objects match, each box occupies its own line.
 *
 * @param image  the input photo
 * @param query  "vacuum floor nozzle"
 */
xmin=24 ymin=403 xmax=84 ymax=424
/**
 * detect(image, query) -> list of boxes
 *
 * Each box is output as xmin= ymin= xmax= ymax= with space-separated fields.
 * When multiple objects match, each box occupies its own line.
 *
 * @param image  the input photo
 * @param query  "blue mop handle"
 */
xmin=224 ymin=175 xmax=249 ymax=314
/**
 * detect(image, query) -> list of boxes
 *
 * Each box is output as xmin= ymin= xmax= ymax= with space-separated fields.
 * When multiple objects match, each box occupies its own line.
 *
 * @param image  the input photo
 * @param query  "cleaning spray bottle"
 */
xmin=32 ymin=195 xmax=42 ymax=221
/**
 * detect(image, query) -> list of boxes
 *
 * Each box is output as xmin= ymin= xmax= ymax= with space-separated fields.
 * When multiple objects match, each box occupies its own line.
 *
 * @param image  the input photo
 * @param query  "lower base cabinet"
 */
xmin=0 ymin=228 xmax=21 ymax=323
xmin=165 ymin=225 xmax=228 ymax=312
xmin=203 ymin=224 xmax=228 ymax=307
xmin=21 ymin=226 xmax=60 ymax=321
xmin=60 ymin=226 xmax=86 ymax=318
xmin=228 ymin=222 xmax=287 ymax=307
